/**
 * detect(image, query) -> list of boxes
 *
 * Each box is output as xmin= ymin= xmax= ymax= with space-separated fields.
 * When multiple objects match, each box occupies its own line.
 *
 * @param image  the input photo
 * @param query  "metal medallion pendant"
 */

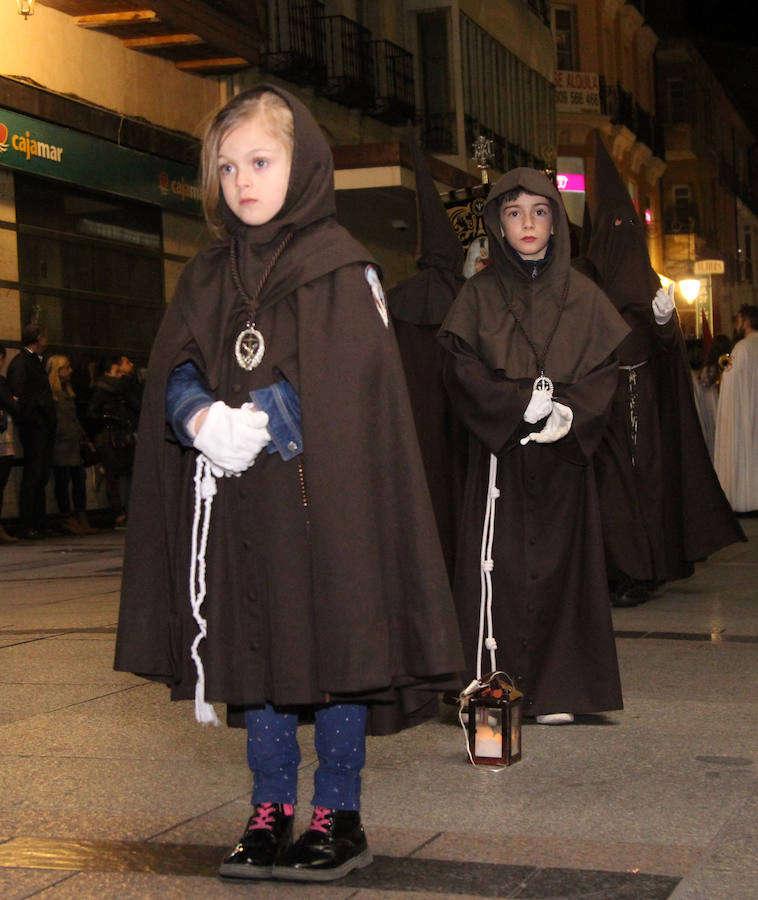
xmin=234 ymin=325 xmax=265 ymax=371
xmin=532 ymin=373 xmax=554 ymax=398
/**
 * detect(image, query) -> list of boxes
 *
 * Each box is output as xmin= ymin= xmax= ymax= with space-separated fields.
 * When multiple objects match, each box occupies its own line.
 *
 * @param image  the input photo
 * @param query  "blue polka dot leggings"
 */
xmin=245 ymin=703 xmax=367 ymax=810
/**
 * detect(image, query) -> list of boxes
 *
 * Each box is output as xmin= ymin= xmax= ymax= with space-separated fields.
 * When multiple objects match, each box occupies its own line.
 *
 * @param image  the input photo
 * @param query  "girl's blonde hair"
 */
xmin=201 ymin=88 xmax=295 ymax=238
xmin=47 ymin=355 xmax=75 ymax=400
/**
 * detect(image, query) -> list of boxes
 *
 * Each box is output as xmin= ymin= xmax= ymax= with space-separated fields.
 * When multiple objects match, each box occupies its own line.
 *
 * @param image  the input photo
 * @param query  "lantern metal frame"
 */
xmin=465 ymin=674 xmax=523 ymax=767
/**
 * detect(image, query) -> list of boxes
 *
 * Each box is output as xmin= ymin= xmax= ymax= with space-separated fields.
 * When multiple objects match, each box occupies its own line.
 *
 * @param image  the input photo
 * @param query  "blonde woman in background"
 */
xmin=46 ymin=355 xmax=97 ymax=534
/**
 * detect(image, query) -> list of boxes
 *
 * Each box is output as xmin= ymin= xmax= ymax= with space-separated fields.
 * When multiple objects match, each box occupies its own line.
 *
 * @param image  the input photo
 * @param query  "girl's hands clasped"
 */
xmin=192 ymin=400 xmax=271 ymax=477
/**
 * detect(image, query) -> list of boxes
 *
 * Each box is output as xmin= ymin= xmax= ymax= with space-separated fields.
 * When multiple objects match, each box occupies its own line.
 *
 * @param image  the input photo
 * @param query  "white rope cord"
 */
xmin=189 ymin=455 xmax=220 ymax=725
xmin=477 ymin=452 xmax=500 ymax=680
xmin=455 ymin=452 xmax=508 ymax=772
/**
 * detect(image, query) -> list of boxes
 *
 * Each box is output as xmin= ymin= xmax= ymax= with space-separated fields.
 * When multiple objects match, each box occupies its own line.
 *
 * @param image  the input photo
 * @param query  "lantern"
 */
xmin=466 ymin=672 xmax=522 ymax=767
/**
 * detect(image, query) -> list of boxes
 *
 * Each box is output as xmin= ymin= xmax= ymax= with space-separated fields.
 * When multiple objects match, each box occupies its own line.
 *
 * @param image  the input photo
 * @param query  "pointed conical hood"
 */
xmin=586 ymin=131 xmax=660 ymax=316
xmin=387 ymin=126 xmax=464 ymax=325
xmin=410 ymin=125 xmax=464 ymax=274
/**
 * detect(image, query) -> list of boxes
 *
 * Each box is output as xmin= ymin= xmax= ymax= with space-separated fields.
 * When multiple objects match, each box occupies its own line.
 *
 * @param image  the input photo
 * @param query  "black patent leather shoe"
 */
xmin=218 ymin=803 xmax=294 ymax=880
xmin=273 ymin=807 xmax=373 ymax=882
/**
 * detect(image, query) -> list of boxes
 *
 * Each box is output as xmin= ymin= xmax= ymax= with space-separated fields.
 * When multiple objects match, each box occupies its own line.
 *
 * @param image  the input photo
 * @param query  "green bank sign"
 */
xmin=0 ymin=107 xmax=201 ymax=216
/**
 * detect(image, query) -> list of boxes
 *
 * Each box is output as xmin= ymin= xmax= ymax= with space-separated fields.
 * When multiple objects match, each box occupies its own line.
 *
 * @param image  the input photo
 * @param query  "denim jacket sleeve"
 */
xmin=249 ymin=380 xmax=303 ymax=461
xmin=166 ymin=361 xmax=303 ymax=460
xmin=165 ymin=361 xmax=214 ymax=447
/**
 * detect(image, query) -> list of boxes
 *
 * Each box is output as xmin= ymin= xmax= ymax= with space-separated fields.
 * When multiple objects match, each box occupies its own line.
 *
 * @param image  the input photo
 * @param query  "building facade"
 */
xmin=0 ymin=0 xmax=554 ymax=516
xmin=551 ymin=0 xmax=666 ymax=270
xmin=655 ymin=36 xmax=758 ymax=337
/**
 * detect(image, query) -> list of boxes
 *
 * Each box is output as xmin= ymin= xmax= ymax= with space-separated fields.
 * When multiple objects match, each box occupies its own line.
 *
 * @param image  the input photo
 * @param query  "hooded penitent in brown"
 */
xmin=585 ymin=133 xmax=744 ymax=598
xmin=439 ymin=167 xmax=628 ymax=717
xmin=114 ymin=84 xmax=464 ymax=734
xmin=386 ymin=127 xmax=468 ymax=580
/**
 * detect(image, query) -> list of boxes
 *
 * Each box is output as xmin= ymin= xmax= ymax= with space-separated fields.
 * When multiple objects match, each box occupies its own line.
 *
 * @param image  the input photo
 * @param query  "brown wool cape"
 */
xmin=113 ymin=84 xmax=464 ymax=735
xmin=439 ymin=168 xmax=629 ymax=716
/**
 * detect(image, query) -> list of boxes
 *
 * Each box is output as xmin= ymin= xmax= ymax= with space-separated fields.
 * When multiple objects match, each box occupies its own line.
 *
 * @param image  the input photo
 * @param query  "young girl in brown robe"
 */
xmin=114 ymin=85 xmax=463 ymax=883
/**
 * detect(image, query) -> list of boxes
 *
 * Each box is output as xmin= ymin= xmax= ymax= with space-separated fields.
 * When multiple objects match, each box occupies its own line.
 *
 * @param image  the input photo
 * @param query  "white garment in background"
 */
xmin=714 ymin=331 xmax=758 ymax=512
xmin=691 ymin=369 xmax=718 ymax=460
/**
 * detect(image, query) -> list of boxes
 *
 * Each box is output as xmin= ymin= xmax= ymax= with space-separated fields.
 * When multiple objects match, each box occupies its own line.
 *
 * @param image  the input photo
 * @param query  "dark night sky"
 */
xmin=651 ymin=1 xmax=758 ymax=133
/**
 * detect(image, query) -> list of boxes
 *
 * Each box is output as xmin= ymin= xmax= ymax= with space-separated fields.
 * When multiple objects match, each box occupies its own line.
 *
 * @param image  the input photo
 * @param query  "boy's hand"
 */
xmin=652 ymin=283 xmax=675 ymax=325
xmin=523 ymin=386 xmax=553 ymax=424
xmin=520 ymin=401 xmax=573 ymax=445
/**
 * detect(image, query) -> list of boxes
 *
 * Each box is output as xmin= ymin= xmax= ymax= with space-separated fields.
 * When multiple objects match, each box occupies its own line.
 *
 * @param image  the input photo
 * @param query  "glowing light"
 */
xmin=679 ymin=279 xmax=702 ymax=303
xmin=556 ymin=173 xmax=585 ymax=192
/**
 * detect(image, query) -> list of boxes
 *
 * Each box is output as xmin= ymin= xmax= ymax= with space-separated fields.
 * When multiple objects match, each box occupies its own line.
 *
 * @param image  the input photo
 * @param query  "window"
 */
xmin=553 ymin=5 xmax=578 ymax=71
xmin=460 ymin=13 xmax=555 ymax=172
xmin=418 ymin=9 xmax=454 ymax=152
xmin=14 ymin=174 xmax=164 ymax=370
xmin=667 ymin=78 xmax=687 ymax=123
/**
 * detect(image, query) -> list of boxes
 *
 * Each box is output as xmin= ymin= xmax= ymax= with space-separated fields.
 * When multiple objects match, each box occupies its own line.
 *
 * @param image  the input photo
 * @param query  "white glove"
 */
xmin=523 ymin=384 xmax=554 ymax=424
xmin=192 ymin=401 xmax=270 ymax=476
xmin=520 ymin=401 xmax=573 ymax=445
xmin=652 ymin=283 xmax=675 ymax=325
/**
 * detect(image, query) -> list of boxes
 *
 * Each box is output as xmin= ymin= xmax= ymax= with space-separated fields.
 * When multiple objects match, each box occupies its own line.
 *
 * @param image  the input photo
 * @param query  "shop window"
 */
xmin=14 ymin=174 xmax=164 ymax=370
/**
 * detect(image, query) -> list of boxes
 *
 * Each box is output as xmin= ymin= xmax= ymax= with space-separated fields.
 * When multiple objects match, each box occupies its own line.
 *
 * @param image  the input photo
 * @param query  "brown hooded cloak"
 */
xmin=585 ymin=133 xmax=745 ymax=588
xmin=113 ymin=84 xmax=464 ymax=735
xmin=387 ymin=127 xmax=468 ymax=581
xmin=439 ymin=168 xmax=628 ymax=717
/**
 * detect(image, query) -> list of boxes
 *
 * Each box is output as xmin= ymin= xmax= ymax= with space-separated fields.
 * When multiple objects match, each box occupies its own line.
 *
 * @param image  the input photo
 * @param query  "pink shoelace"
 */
xmin=247 ymin=802 xmax=294 ymax=830
xmin=309 ymin=806 xmax=334 ymax=834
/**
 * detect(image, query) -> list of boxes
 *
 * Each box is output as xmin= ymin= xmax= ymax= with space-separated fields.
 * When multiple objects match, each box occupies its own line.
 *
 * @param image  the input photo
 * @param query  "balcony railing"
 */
xmin=423 ymin=112 xmax=457 ymax=155
xmin=370 ymin=39 xmax=415 ymax=124
xmin=321 ymin=15 xmax=374 ymax=108
xmin=262 ymin=0 xmax=327 ymax=85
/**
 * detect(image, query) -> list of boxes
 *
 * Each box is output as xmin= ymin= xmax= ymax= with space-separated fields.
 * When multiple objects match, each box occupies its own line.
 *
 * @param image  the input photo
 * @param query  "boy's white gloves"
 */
xmin=523 ymin=385 xmax=554 ymax=424
xmin=192 ymin=401 xmax=271 ymax=477
xmin=520 ymin=401 xmax=573 ymax=445
xmin=652 ymin=283 xmax=675 ymax=325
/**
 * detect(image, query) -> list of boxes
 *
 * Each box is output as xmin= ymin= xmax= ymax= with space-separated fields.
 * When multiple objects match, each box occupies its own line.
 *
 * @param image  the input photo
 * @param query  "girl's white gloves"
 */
xmin=192 ymin=401 xmax=271 ymax=477
xmin=653 ymin=283 xmax=675 ymax=325
xmin=520 ymin=400 xmax=573 ymax=445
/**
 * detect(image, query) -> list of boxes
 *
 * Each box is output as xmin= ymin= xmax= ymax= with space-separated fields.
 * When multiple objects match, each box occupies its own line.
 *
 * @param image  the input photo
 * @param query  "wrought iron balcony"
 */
xmin=370 ymin=39 xmax=415 ymax=125
xmin=423 ymin=112 xmax=457 ymax=155
xmin=320 ymin=14 xmax=374 ymax=109
xmin=261 ymin=0 xmax=327 ymax=86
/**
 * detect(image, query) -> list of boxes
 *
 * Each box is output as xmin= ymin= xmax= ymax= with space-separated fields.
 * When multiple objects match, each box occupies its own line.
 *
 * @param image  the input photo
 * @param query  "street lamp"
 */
xmin=678 ymin=278 xmax=702 ymax=303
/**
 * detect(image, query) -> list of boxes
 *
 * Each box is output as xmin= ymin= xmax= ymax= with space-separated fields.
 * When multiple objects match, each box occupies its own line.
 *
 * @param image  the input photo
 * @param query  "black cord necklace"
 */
xmin=495 ymin=267 xmax=570 ymax=398
xmin=231 ymin=231 xmax=293 ymax=370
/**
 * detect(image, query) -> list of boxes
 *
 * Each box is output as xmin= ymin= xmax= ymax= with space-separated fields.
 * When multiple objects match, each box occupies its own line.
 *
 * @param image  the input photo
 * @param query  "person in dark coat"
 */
xmin=439 ymin=167 xmax=629 ymax=724
xmin=6 ymin=323 xmax=56 ymax=538
xmin=0 ymin=343 xmax=21 ymax=543
xmin=88 ymin=355 xmax=142 ymax=526
xmin=386 ymin=126 xmax=468 ymax=581
xmin=584 ymin=133 xmax=745 ymax=606
xmin=114 ymin=84 xmax=463 ymax=884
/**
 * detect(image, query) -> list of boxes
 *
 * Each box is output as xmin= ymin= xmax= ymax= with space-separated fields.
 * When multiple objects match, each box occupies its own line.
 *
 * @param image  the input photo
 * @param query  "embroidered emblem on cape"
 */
xmin=365 ymin=265 xmax=389 ymax=328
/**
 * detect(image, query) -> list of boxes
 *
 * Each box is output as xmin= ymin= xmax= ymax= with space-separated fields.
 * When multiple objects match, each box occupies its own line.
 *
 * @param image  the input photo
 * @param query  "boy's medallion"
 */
xmin=532 ymin=373 xmax=553 ymax=398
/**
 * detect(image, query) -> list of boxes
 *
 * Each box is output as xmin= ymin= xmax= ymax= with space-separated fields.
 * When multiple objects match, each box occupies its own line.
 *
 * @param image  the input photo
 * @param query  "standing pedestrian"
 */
xmin=114 ymin=84 xmax=463 ymax=884
xmin=6 ymin=323 xmax=56 ymax=539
